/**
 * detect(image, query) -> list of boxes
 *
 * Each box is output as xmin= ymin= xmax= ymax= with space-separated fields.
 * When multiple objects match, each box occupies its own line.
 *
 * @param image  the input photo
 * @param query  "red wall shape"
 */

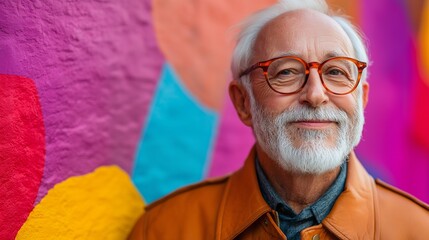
xmin=0 ymin=75 xmax=45 ymax=239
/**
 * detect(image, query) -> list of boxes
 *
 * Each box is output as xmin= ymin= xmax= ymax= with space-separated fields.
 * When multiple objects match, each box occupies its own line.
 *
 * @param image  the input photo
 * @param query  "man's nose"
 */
xmin=298 ymin=68 xmax=329 ymax=107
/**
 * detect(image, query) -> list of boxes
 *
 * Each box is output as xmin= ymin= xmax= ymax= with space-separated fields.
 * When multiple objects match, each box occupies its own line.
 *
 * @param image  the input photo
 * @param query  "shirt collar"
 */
xmin=255 ymin=156 xmax=347 ymax=224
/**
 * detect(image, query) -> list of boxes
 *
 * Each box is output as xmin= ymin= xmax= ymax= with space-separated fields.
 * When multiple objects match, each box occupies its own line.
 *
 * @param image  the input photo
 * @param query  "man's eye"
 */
xmin=327 ymin=68 xmax=345 ymax=75
xmin=278 ymin=68 xmax=299 ymax=76
xmin=279 ymin=69 xmax=292 ymax=75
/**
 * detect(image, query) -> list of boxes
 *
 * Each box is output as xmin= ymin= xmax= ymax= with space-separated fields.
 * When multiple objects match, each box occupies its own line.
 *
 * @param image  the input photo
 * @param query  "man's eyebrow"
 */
xmin=323 ymin=51 xmax=348 ymax=59
xmin=271 ymin=51 xmax=301 ymax=58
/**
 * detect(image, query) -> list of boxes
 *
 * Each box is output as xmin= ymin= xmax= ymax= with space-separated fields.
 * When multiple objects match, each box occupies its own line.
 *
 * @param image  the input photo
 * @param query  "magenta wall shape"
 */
xmin=358 ymin=0 xmax=429 ymax=201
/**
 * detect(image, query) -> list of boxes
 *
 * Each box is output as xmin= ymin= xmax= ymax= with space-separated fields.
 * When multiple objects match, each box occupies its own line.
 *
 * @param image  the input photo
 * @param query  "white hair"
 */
xmin=231 ymin=0 xmax=369 ymax=90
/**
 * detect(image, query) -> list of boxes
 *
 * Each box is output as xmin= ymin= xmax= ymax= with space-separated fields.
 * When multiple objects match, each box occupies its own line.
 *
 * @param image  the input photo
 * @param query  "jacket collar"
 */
xmin=216 ymin=146 xmax=379 ymax=240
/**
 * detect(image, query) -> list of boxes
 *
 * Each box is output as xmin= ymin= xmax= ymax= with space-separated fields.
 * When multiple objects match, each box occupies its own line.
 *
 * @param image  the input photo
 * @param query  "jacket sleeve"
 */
xmin=128 ymin=213 xmax=146 ymax=240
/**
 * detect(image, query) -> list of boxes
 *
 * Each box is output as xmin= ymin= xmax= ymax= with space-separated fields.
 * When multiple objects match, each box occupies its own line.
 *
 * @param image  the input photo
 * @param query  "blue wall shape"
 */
xmin=132 ymin=63 xmax=218 ymax=203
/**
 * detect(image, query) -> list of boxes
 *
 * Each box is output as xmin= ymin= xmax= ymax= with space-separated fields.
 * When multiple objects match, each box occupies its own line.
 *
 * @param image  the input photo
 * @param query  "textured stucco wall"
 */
xmin=0 ymin=0 xmax=162 ymax=201
xmin=0 ymin=0 xmax=159 ymax=238
xmin=0 ymin=0 xmax=428 ymax=239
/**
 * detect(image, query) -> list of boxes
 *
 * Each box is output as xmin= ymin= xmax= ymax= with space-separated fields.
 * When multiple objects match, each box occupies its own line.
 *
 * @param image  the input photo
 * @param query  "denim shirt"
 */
xmin=255 ymin=157 xmax=347 ymax=240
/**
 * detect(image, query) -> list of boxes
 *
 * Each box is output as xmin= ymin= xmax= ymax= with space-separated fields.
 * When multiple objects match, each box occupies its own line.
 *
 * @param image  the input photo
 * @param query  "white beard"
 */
xmin=251 ymin=95 xmax=364 ymax=174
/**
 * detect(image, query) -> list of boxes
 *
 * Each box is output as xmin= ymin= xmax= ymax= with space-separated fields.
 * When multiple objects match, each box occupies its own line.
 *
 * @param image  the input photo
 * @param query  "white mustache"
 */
xmin=275 ymin=105 xmax=348 ymax=124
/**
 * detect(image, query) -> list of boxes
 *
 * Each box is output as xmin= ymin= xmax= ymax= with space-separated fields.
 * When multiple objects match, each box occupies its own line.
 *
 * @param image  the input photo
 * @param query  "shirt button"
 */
xmin=312 ymin=234 xmax=320 ymax=240
xmin=263 ymin=219 xmax=268 ymax=225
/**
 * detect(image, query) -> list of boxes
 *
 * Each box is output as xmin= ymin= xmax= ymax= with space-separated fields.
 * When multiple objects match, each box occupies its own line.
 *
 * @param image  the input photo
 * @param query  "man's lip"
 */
xmin=289 ymin=120 xmax=337 ymax=129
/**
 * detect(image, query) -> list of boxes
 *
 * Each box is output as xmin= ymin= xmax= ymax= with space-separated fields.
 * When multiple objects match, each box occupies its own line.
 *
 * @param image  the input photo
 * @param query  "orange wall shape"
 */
xmin=404 ymin=0 xmax=426 ymax=33
xmin=420 ymin=0 xmax=429 ymax=82
xmin=327 ymin=0 xmax=360 ymax=25
xmin=153 ymin=0 xmax=275 ymax=111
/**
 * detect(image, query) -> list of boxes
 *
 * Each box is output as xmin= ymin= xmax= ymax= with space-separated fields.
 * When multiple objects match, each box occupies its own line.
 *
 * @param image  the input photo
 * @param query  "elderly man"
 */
xmin=130 ymin=0 xmax=429 ymax=239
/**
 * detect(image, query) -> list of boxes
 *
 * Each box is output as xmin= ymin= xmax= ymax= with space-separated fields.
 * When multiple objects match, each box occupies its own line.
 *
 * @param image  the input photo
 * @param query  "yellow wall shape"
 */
xmin=16 ymin=166 xmax=144 ymax=240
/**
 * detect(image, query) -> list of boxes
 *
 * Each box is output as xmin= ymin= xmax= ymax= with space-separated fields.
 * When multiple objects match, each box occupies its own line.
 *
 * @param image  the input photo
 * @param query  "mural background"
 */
xmin=0 ymin=0 xmax=428 ymax=239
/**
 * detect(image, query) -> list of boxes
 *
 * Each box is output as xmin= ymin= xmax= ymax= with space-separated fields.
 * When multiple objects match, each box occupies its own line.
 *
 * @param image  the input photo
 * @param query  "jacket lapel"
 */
xmin=322 ymin=152 xmax=379 ymax=239
xmin=216 ymin=147 xmax=273 ymax=240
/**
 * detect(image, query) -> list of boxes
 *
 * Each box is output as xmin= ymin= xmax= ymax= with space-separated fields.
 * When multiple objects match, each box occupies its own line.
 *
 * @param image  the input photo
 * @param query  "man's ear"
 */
xmin=361 ymin=82 xmax=369 ymax=108
xmin=229 ymin=80 xmax=252 ymax=126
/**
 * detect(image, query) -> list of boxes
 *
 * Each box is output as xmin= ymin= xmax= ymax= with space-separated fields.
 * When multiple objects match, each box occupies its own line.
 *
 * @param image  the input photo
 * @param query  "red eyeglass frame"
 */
xmin=239 ymin=56 xmax=367 ymax=95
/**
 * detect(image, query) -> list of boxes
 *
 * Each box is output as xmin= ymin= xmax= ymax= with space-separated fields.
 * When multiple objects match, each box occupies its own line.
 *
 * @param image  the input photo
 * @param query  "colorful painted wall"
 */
xmin=0 ymin=0 xmax=428 ymax=239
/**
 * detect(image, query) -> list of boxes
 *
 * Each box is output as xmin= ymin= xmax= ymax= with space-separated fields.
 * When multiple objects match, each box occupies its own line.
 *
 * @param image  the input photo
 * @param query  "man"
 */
xmin=130 ymin=0 xmax=429 ymax=239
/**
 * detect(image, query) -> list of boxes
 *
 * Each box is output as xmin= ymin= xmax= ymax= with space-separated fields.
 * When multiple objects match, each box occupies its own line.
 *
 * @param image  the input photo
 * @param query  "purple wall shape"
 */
xmin=0 ymin=0 xmax=164 ymax=203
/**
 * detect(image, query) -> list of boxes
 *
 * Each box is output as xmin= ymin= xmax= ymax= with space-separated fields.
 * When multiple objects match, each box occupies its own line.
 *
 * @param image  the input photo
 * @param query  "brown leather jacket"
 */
xmin=129 ymin=147 xmax=429 ymax=239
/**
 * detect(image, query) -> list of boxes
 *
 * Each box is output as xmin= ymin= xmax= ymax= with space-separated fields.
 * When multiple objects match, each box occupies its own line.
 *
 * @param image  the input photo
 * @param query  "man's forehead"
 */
xmin=253 ymin=9 xmax=353 ymax=60
xmin=271 ymin=47 xmax=351 ymax=60
xmin=261 ymin=9 xmax=340 ymax=34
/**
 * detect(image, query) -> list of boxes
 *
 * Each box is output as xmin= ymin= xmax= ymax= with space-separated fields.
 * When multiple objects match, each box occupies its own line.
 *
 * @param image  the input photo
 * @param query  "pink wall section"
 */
xmin=208 ymin=92 xmax=255 ymax=177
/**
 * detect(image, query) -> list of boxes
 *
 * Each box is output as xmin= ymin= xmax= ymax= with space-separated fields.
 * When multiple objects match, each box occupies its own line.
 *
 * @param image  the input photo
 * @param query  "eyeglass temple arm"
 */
xmin=239 ymin=62 xmax=271 ymax=78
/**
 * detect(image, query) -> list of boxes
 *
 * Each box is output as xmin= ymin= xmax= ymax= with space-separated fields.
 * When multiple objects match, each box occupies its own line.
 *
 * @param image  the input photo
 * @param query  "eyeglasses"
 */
xmin=239 ymin=56 xmax=367 ymax=95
